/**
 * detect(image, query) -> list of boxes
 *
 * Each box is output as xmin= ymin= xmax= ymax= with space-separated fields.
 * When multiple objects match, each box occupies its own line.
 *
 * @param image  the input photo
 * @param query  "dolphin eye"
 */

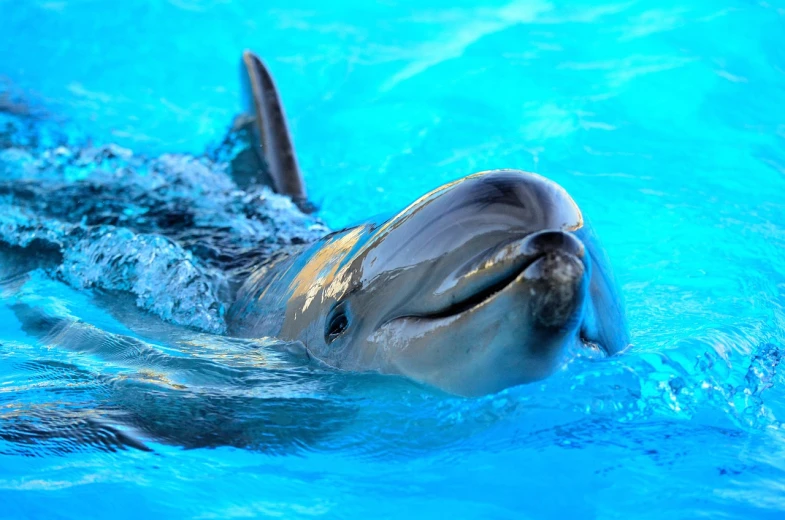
xmin=325 ymin=304 xmax=349 ymax=344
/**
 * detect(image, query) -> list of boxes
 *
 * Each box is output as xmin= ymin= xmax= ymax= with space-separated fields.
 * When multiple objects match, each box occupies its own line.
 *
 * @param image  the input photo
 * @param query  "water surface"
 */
xmin=1 ymin=0 xmax=784 ymax=518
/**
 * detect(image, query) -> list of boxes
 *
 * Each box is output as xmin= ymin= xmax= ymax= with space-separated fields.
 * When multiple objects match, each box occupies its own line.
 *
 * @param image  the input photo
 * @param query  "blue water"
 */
xmin=1 ymin=0 xmax=785 ymax=518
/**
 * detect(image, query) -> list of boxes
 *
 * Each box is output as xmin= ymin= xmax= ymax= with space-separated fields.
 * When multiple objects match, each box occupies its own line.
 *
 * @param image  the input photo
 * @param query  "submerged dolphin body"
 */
xmin=228 ymin=52 xmax=629 ymax=397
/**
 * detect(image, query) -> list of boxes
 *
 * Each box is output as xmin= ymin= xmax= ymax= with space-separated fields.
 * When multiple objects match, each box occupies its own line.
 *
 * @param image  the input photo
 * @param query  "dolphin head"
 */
xmin=231 ymin=169 xmax=628 ymax=396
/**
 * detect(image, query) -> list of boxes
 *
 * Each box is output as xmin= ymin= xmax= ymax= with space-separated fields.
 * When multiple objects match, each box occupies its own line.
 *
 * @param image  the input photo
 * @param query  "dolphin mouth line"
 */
xmin=398 ymin=247 xmax=605 ymax=355
xmin=404 ymin=251 xmax=558 ymax=321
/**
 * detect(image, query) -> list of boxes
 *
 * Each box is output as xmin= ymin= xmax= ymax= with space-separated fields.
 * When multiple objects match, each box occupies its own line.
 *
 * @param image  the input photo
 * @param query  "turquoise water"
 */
xmin=1 ymin=0 xmax=785 ymax=518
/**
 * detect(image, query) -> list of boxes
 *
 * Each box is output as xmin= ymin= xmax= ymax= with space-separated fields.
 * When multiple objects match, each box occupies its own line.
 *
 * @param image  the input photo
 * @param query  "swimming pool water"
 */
xmin=1 ymin=0 xmax=785 ymax=518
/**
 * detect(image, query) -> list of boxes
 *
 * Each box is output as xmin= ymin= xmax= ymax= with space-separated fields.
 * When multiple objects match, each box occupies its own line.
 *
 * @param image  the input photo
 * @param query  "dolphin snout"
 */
xmin=519 ymin=231 xmax=589 ymax=329
xmin=428 ymin=230 xmax=586 ymax=316
xmin=520 ymin=230 xmax=585 ymax=262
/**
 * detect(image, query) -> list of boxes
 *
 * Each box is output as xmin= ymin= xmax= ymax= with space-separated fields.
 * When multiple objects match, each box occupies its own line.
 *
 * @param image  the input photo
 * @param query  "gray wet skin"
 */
xmin=228 ymin=169 xmax=629 ymax=397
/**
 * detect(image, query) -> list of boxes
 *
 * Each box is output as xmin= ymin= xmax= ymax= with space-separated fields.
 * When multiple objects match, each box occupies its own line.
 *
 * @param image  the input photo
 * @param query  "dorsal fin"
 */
xmin=241 ymin=50 xmax=311 ymax=210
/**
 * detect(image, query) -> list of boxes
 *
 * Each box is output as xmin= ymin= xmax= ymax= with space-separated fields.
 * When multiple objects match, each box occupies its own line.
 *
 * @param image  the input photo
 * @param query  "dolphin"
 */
xmin=0 ymin=52 xmax=629 ymax=400
xmin=228 ymin=52 xmax=629 ymax=397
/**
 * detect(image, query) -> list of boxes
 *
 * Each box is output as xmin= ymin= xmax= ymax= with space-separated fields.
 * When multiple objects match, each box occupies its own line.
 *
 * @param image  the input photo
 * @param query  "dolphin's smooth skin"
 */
xmin=229 ymin=51 xmax=629 ymax=397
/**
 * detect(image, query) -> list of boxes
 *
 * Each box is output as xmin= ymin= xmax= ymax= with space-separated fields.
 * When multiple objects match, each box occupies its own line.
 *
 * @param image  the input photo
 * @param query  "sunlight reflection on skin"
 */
xmin=287 ymin=226 xmax=367 ymax=312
